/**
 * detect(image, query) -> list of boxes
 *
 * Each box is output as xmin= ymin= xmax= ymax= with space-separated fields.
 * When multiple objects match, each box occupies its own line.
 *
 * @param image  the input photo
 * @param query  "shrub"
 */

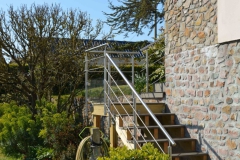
xmin=0 ymin=100 xmax=88 ymax=159
xmin=0 ymin=102 xmax=42 ymax=158
xmin=134 ymin=72 xmax=147 ymax=93
xmin=98 ymin=143 xmax=169 ymax=160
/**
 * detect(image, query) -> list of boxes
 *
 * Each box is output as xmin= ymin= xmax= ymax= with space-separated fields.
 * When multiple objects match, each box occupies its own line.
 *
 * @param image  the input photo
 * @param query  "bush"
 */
xmin=38 ymin=101 xmax=84 ymax=160
xmin=0 ymin=100 xmax=88 ymax=159
xmin=80 ymin=85 xmax=132 ymax=100
xmin=134 ymin=72 xmax=146 ymax=93
xmin=0 ymin=102 xmax=42 ymax=158
xmin=98 ymin=143 xmax=169 ymax=160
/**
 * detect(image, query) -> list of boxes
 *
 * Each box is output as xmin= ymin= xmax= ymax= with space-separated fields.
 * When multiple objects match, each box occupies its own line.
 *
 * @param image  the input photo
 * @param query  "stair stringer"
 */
xmin=115 ymin=117 xmax=134 ymax=149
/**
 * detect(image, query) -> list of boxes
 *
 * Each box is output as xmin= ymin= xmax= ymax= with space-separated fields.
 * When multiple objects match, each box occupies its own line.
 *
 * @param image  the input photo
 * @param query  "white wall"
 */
xmin=218 ymin=0 xmax=240 ymax=43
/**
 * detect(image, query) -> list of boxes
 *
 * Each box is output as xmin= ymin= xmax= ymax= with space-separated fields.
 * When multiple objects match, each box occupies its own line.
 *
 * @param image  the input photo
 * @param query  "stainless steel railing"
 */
xmin=140 ymin=36 xmax=165 ymax=93
xmin=85 ymin=43 xmax=175 ymax=158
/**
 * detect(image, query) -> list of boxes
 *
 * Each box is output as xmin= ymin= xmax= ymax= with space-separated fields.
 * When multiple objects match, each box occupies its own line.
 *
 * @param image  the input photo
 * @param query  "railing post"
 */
xmin=104 ymin=48 xmax=107 ymax=116
xmin=85 ymin=53 xmax=88 ymax=125
xmin=146 ymin=50 xmax=149 ymax=92
xmin=108 ymin=54 xmax=111 ymax=129
xmin=132 ymin=55 xmax=137 ymax=149
xmin=168 ymin=141 xmax=172 ymax=160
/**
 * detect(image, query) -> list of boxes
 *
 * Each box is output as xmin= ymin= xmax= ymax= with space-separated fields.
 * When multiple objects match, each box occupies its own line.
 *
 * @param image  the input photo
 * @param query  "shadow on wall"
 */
xmin=165 ymin=105 xmax=221 ymax=160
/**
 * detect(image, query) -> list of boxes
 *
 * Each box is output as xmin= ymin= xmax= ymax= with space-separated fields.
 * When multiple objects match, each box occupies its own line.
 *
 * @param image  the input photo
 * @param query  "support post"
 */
xmin=108 ymin=57 xmax=111 ymax=130
xmin=90 ymin=127 xmax=101 ymax=160
xmin=146 ymin=51 xmax=149 ymax=92
xmin=132 ymin=56 xmax=137 ymax=149
xmin=168 ymin=141 xmax=172 ymax=160
xmin=104 ymin=48 xmax=107 ymax=115
xmin=85 ymin=53 xmax=88 ymax=125
xmin=110 ymin=122 xmax=118 ymax=147
xmin=93 ymin=115 xmax=101 ymax=128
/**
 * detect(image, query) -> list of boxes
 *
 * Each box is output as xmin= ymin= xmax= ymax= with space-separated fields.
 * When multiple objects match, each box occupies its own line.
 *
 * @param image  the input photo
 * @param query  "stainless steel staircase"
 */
xmin=85 ymin=43 xmax=208 ymax=160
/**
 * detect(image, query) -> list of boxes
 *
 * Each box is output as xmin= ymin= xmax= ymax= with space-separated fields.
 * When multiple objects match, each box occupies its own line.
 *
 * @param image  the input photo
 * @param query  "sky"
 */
xmin=0 ymin=0 xmax=161 ymax=42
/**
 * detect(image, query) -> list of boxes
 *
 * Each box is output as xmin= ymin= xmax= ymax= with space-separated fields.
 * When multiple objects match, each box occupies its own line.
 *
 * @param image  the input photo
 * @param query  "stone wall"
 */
xmin=164 ymin=0 xmax=240 ymax=159
xmin=165 ymin=0 xmax=217 ymax=54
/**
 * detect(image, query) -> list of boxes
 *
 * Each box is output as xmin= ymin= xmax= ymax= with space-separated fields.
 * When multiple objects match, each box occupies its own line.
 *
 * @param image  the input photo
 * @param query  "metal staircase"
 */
xmin=85 ymin=42 xmax=208 ymax=160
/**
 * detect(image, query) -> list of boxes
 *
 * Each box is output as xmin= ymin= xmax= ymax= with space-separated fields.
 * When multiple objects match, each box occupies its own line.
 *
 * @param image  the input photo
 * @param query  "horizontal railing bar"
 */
xmin=106 ymin=53 xmax=176 ymax=146
xmin=140 ymin=35 xmax=164 ymax=51
xmin=88 ymin=71 xmax=133 ymax=73
xmin=85 ymin=43 xmax=109 ymax=52
xmin=89 ymin=50 xmax=140 ymax=54
xmin=84 ymin=56 xmax=105 ymax=62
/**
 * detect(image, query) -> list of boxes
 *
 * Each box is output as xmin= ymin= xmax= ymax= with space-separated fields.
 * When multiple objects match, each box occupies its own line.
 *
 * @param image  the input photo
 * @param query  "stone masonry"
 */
xmin=164 ymin=0 xmax=240 ymax=159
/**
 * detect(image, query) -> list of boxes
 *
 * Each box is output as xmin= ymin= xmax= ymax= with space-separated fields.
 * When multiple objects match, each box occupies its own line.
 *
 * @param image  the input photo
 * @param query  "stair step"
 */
xmin=121 ymin=125 xmax=185 ymax=138
xmin=118 ymin=113 xmax=175 ymax=125
xmin=154 ymin=83 xmax=165 ymax=92
xmin=172 ymin=152 xmax=208 ymax=160
xmin=110 ymin=103 xmax=165 ymax=114
xmin=128 ymin=138 xmax=197 ymax=153
xmin=118 ymin=113 xmax=174 ymax=116
xmin=130 ymin=138 xmax=195 ymax=143
xmin=140 ymin=92 xmax=164 ymax=99
xmin=121 ymin=125 xmax=184 ymax=129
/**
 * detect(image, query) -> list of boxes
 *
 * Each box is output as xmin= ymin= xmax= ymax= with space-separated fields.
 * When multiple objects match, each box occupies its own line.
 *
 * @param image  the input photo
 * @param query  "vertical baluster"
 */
xmin=85 ymin=53 xmax=88 ymax=125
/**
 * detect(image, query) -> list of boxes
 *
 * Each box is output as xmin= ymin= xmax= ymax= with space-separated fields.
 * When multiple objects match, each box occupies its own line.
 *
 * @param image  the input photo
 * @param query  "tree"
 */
xmin=104 ymin=0 xmax=165 ymax=38
xmin=0 ymin=3 xmax=111 ymax=117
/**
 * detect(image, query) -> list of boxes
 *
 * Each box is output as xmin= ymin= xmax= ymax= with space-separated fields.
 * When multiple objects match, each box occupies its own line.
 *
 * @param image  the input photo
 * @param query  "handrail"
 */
xmin=85 ymin=42 xmax=175 ymax=159
xmin=104 ymin=75 xmax=165 ymax=152
xmin=105 ymin=53 xmax=176 ymax=146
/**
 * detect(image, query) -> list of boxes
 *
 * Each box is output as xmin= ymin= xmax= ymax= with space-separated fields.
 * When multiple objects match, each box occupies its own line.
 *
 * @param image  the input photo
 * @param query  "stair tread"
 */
xmin=130 ymin=138 xmax=196 ymax=143
xmin=172 ymin=152 xmax=207 ymax=157
xmin=140 ymin=92 xmax=164 ymax=99
xmin=118 ymin=113 xmax=175 ymax=116
xmin=121 ymin=125 xmax=185 ymax=129
xmin=112 ymin=102 xmax=165 ymax=104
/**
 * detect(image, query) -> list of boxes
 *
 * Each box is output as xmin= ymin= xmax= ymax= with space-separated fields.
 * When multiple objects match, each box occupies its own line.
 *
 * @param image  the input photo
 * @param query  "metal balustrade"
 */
xmin=85 ymin=43 xmax=175 ymax=159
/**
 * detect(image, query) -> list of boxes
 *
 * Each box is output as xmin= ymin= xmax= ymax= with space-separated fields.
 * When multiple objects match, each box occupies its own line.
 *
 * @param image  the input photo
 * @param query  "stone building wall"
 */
xmin=164 ymin=0 xmax=240 ymax=159
xmin=165 ymin=0 xmax=217 ymax=54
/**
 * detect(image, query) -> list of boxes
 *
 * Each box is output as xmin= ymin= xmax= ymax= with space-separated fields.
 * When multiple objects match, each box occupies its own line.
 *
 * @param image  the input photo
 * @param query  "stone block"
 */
xmin=222 ymin=106 xmax=231 ymax=115
xmin=228 ymin=129 xmax=239 ymax=138
xmin=226 ymin=97 xmax=233 ymax=104
xmin=197 ymin=31 xmax=205 ymax=39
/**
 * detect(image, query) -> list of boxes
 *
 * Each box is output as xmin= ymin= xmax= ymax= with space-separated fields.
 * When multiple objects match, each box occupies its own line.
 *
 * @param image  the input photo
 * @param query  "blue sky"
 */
xmin=0 ymin=0 xmax=160 ymax=42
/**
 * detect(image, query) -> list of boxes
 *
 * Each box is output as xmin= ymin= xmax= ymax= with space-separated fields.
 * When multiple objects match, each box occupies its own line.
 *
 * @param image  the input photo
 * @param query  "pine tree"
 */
xmin=104 ymin=0 xmax=165 ymax=38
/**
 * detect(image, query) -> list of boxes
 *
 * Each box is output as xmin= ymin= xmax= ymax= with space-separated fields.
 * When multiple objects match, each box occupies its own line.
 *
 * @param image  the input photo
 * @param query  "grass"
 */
xmin=86 ymin=85 xmax=131 ymax=99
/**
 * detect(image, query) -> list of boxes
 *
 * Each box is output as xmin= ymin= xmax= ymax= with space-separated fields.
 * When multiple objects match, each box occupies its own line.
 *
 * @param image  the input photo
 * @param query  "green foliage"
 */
xmin=0 ymin=102 xmax=42 ymax=158
xmin=134 ymin=72 xmax=146 ymax=93
xmin=150 ymin=65 xmax=165 ymax=83
xmin=38 ymin=103 xmax=83 ymax=159
xmin=104 ymin=0 xmax=165 ymax=37
xmin=0 ymin=149 xmax=16 ymax=160
xmin=81 ymin=85 xmax=132 ymax=100
xmin=146 ymin=34 xmax=165 ymax=83
xmin=0 ymin=3 xmax=110 ymax=114
xmin=98 ymin=143 xmax=169 ymax=160
xmin=0 ymin=100 xmax=87 ymax=159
